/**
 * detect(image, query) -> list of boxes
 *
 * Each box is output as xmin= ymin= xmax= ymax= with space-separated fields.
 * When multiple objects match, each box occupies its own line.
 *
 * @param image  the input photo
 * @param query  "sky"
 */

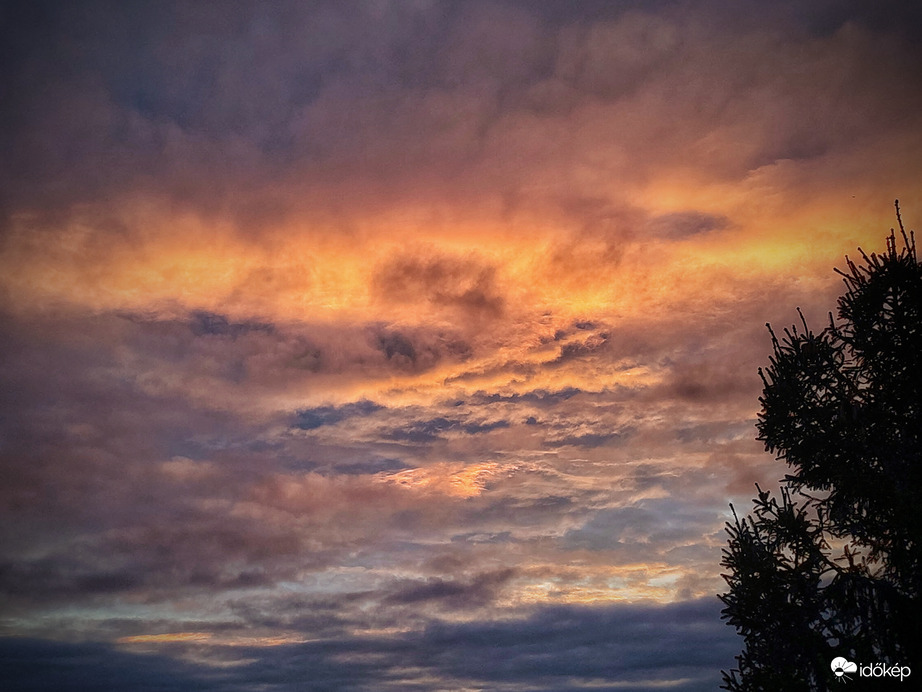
xmin=1 ymin=1 xmax=922 ymax=690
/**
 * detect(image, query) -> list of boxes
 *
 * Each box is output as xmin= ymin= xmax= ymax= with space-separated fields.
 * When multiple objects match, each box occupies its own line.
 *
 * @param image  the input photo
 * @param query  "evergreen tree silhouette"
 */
xmin=720 ymin=202 xmax=921 ymax=691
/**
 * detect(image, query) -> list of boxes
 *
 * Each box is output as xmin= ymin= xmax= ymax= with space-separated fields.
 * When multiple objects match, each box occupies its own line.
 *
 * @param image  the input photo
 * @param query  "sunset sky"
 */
xmin=2 ymin=1 xmax=922 ymax=690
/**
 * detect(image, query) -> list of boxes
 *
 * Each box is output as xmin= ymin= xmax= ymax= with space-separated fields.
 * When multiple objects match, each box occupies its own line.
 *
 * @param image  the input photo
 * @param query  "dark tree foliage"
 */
xmin=720 ymin=202 xmax=922 ymax=691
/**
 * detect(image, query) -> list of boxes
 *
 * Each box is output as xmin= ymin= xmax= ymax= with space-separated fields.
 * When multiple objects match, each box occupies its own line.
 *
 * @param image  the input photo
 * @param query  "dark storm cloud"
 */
xmin=666 ymin=362 xmax=758 ymax=404
xmin=1 ymin=599 xmax=737 ymax=691
xmin=471 ymin=386 xmax=585 ymax=406
xmin=384 ymin=568 xmax=516 ymax=608
xmin=373 ymin=252 xmax=504 ymax=317
xmin=647 ymin=210 xmax=730 ymax=239
xmin=385 ymin=415 xmax=511 ymax=443
xmin=188 ymin=311 xmax=273 ymax=338
xmin=385 ymin=415 xmax=451 ymax=444
xmin=553 ymin=198 xmax=728 ymax=246
xmin=0 ymin=557 xmax=143 ymax=601
xmin=367 ymin=324 xmax=473 ymax=372
xmin=409 ymin=599 xmax=737 ymax=688
xmin=0 ymin=502 xmax=309 ymax=611
xmin=0 ymin=638 xmax=223 ymax=692
xmin=19 ymin=309 xmax=474 ymax=391
xmin=461 ymin=493 xmax=581 ymax=532
xmin=790 ymin=0 xmax=922 ymax=38
xmin=552 ymin=332 xmax=611 ymax=364
xmin=293 ymin=400 xmax=384 ymax=431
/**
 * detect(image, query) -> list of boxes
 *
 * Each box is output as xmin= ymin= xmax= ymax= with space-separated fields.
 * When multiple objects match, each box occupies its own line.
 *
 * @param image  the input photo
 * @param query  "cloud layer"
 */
xmin=2 ymin=0 xmax=921 ymax=688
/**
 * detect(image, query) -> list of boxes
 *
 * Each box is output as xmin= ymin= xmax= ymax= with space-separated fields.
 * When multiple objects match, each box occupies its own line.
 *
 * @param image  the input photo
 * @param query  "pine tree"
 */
xmin=720 ymin=202 xmax=922 ymax=690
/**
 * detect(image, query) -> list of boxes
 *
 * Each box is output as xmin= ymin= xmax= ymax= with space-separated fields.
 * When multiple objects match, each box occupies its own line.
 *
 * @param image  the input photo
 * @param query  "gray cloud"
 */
xmin=4 ymin=0 xmax=920 ymax=240
xmin=373 ymin=252 xmax=505 ymax=318
xmin=0 ymin=599 xmax=738 ymax=692
xmin=384 ymin=568 xmax=517 ymax=609
xmin=294 ymin=400 xmax=385 ymax=431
